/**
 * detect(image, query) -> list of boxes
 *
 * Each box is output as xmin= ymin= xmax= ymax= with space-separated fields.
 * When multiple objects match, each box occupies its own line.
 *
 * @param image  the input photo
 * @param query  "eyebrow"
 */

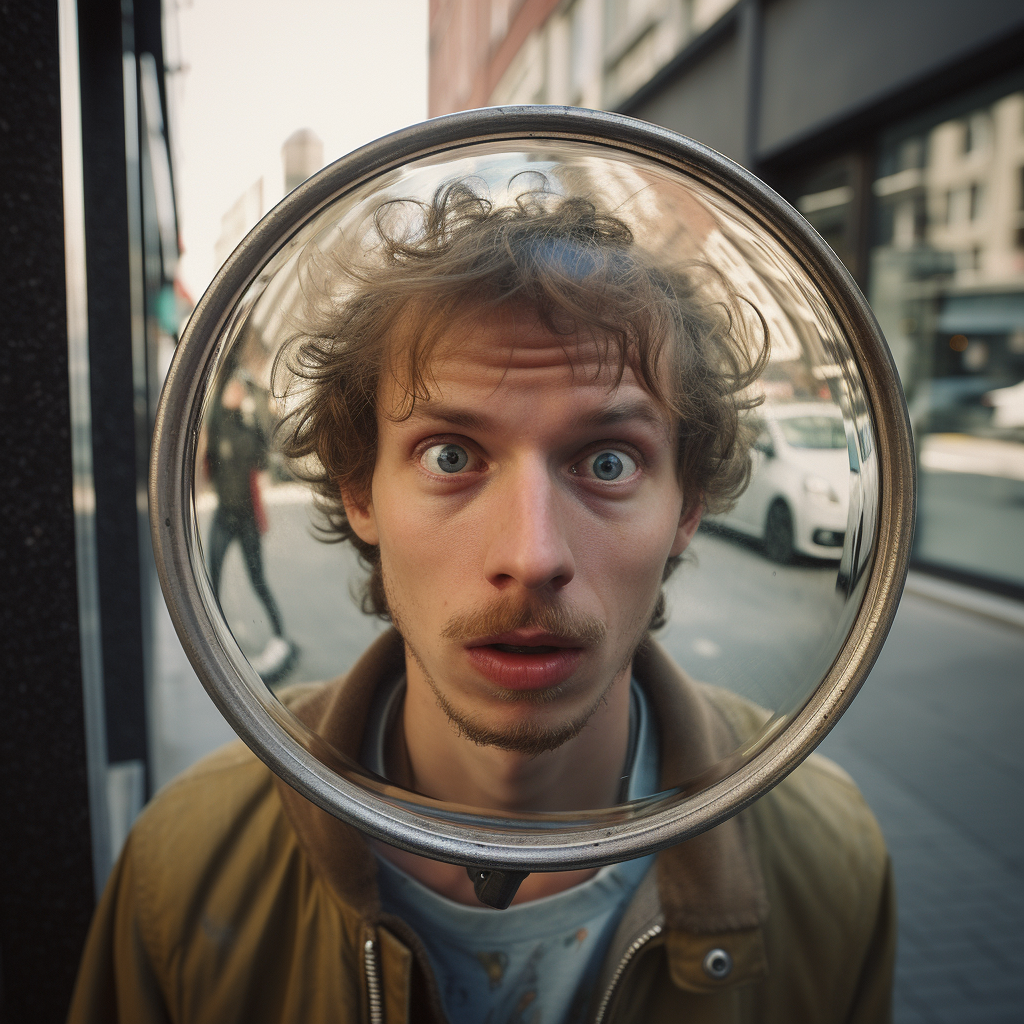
xmin=407 ymin=406 xmax=489 ymax=431
xmin=568 ymin=399 xmax=669 ymax=433
xmin=409 ymin=398 xmax=670 ymax=435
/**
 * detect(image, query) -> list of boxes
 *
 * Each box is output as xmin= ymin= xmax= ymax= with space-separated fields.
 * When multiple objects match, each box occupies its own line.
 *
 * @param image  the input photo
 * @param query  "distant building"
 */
xmin=429 ymin=0 xmax=737 ymax=115
xmin=282 ymin=127 xmax=324 ymax=194
xmin=212 ymin=128 xmax=324 ymax=271
xmin=214 ymin=178 xmax=264 ymax=269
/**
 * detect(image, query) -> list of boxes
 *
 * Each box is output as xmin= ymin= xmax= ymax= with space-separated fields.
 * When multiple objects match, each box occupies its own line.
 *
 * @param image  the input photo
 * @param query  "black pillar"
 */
xmin=79 ymin=0 xmax=150 ymax=778
xmin=0 ymin=4 xmax=97 ymax=1020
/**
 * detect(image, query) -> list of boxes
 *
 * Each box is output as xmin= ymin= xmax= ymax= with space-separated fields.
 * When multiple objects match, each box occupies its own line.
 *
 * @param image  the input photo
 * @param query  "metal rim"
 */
xmin=150 ymin=105 xmax=915 ymax=871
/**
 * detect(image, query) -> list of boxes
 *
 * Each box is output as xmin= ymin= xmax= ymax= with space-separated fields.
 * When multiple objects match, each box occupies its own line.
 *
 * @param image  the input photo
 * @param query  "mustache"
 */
xmin=440 ymin=596 xmax=606 ymax=645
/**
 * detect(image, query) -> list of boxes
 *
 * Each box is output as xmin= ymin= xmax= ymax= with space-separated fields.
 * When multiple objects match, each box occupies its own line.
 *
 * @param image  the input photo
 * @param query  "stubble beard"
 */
xmin=384 ymin=572 xmax=654 ymax=757
xmin=421 ymin=659 xmax=615 ymax=757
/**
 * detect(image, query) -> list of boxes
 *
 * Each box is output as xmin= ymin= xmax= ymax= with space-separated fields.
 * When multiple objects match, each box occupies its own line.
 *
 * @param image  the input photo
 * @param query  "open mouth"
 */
xmin=465 ymin=636 xmax=586 ymax=690
xmin=490 ymin=643 xmax=561 ymax=655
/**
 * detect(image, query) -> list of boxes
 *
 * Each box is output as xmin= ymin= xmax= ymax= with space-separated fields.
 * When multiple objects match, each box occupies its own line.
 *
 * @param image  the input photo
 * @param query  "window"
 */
xmin=947 ymin=187 xmax=969 ymax=224
xmin=868 ymin=78 xmax=1024 ymax=590
xmin=963 ymin=111 xmax=990 ymax=154
xmin=784 ymin=156 xmax=866 ymax=281
xmin=897 ymin=136 xmax=925 ymax=171
xmin=776 ymin=417 xmax=848 ymax=450
xmin=969 ymin=182 xmax=984 ymax=220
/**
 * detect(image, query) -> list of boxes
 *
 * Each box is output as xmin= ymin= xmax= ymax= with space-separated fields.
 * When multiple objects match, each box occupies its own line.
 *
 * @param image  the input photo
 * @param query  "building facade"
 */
xmin=430 ymin=0 xmax=1024 ymax=596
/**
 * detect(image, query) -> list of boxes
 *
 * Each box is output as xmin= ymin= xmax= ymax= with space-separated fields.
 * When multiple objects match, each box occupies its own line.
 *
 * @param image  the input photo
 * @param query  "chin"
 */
xmin=431 ymin=675 xmax=612 ymax=756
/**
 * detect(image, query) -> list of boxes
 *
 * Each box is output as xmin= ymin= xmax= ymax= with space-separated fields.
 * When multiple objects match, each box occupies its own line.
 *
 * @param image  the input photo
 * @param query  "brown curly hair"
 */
xmin=275 ymin=181 xmax=768 ymax=628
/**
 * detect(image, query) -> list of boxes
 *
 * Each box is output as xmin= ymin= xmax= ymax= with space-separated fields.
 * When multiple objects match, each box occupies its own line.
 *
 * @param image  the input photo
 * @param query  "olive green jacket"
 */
xmin=68 ymin=631 xmax=895 ymax=1023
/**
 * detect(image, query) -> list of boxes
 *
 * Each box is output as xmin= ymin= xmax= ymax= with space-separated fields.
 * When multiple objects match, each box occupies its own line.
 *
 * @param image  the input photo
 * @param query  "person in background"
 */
xmin=206 ymin=370 xmax=296 ymax=682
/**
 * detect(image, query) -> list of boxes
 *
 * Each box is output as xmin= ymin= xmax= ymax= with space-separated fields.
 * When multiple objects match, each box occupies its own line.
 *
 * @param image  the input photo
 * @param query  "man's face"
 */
xmin=343 ymin=308 xmax=700 ymax=754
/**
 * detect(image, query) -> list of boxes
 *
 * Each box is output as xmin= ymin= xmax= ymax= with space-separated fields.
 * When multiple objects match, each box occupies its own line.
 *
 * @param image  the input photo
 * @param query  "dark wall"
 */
xmin=0 ymin=4 xmax=97 ymax=1021
xmin=0 ymin=0 xmax=164 ymax=1016
xmin=630 ymin=23 xmax=747 ymax=163
xmin=625 ymin=0 xmax=1024 ymax=170
xmin=759 ymin=0 xmax=1024 ymax=157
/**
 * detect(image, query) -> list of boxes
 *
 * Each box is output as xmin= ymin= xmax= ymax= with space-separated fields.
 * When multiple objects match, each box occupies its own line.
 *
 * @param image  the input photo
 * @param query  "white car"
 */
xmin=708 ymin=403 xmax=850 ymax=562
xmin=837 ymin=408 xmax=879 ymax=592
xmin=982 ymin=378 xmax=1024 ymax=428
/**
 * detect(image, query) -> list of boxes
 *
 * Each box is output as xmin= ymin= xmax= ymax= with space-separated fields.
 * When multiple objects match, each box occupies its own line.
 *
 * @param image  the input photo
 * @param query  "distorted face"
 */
xmin=343 ymin=307 xmax=701 ymax=754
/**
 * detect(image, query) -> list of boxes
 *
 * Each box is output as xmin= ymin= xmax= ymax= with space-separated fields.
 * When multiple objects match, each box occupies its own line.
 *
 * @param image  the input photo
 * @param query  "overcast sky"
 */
xmin=166 ymin=0 xmax=428 ymax=300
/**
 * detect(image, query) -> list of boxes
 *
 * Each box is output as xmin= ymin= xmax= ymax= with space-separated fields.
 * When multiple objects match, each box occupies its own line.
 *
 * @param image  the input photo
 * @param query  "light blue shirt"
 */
xmin=364 ymin=680 xmax=660 ymax=1024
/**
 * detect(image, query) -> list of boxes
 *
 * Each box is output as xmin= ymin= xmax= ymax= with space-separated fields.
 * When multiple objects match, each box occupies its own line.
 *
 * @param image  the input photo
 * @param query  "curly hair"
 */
xmin=275 ymin=180 xmax=768 ymax=628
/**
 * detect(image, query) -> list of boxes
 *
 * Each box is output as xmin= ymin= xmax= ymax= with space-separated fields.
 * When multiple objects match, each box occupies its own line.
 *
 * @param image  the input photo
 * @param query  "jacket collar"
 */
xmin=631 ymin=639 xmax=769 ymax=935
xmin=275 ymin=629 xmax=768 ymax=976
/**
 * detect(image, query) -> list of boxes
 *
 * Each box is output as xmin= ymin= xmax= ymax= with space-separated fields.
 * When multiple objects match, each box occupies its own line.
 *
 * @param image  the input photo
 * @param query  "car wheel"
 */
xmin=764 ymin=500 xmax=794 ymax=564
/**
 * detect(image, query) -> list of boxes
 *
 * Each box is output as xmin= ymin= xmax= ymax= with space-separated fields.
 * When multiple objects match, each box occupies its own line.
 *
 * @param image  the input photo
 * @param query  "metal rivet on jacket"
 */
xmin=702 ymin=947 xmax=733 ymax=980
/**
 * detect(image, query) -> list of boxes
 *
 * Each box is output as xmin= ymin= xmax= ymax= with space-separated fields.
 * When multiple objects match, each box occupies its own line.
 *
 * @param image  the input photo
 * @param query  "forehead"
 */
xmin=384 ymin=306 xmax=672 ymax=421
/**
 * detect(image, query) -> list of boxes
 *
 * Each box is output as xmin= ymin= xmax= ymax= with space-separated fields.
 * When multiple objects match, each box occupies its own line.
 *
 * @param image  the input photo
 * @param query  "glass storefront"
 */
xmin=870 ymin=72 xmax=1024 ymax=591
xmin=786 ymin=70 xmax=1024 ymax=593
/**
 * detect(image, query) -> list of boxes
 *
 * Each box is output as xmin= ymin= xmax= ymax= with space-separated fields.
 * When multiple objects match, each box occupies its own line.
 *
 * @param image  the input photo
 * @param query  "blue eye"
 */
xmin=587 ymin=450 xmax=636 ymax=481
xmin=423 ymin=443 xmax=470 ymax=474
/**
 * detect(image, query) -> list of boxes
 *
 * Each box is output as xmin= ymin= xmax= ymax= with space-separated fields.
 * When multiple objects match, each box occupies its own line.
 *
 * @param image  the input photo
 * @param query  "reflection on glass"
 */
xmin=201 ymin=367 xmax=297 ymax=683
xmin=869 ymin=74 xmax=1024 ymax=589
xmin=793 ymin=158 xmax=862 ymax=279
xmin=776 ymin=415 xmax=848 ymax=449
xmin=192 ymin=140 xmax=881 ymax=816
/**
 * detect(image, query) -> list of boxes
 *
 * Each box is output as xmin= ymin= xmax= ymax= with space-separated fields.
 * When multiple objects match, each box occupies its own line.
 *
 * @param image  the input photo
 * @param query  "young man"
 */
xmin=69 ymin=184 xmax=894 ymax=1023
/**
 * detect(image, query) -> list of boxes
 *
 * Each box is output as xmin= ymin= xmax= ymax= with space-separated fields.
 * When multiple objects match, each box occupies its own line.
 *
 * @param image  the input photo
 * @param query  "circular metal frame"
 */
xmin=150 ymin=105 xmax=915 ymax=872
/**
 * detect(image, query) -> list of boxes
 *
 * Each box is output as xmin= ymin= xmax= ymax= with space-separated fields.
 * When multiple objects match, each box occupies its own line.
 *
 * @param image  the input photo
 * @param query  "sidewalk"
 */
xmin=819 ymin=573 xmax=1024 ymax=1023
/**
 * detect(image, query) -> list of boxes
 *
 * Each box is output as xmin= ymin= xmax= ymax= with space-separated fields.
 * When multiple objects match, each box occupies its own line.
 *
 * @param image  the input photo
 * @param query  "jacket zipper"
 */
xmin=592 ymin=923 xmax=663 ymax=1024
xmin=364 ymin=936 xmax=383 ymax=1024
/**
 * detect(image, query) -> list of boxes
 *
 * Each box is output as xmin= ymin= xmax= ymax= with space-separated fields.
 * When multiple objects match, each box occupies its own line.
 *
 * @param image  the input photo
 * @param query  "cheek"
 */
xmin=576 ymin=500 xmax=682 ymax=607
xmin=376 ymin=509 xmax=430 ymax=585
xmin=373 ymin=491 xmax=476 ymax=614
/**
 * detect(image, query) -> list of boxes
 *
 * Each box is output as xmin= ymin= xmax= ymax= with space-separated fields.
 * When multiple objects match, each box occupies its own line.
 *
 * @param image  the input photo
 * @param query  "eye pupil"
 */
xmin=593 ymin=452 xmax=623 ymax=480
xmin=436 ymin=444 xmax=468 ymax=473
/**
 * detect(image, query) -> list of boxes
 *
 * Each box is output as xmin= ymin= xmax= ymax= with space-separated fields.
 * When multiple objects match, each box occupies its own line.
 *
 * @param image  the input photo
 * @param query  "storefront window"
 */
xmin=791 ymin=157 xmax=864 ymax=282
xmin=869 ymin=72 xmax=1024 ymax=590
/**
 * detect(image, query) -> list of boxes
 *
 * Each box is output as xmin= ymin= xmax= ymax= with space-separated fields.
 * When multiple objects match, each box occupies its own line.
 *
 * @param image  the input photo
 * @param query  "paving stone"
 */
xmin=820 ymin=590 xmax=1024 ymax=1024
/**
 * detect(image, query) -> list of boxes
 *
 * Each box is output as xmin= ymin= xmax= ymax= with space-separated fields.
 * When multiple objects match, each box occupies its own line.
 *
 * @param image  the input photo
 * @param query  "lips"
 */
xmin=464 ymin=630 xmax=587 ymax=690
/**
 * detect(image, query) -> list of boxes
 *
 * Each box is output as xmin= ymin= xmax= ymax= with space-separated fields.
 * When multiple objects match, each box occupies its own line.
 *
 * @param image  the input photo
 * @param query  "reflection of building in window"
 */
xmin=856 ymin=81 xmax=1024 ymax=584
xmin=794 ymin=164 xmax=862 ymax=272
xmin=868 ymin=87 xmax=1024 ymax=425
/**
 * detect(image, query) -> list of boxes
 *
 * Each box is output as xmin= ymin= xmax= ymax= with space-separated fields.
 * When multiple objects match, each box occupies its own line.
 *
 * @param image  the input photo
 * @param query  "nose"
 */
xmin=483 ymin=458 xmax=575 ymax=592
